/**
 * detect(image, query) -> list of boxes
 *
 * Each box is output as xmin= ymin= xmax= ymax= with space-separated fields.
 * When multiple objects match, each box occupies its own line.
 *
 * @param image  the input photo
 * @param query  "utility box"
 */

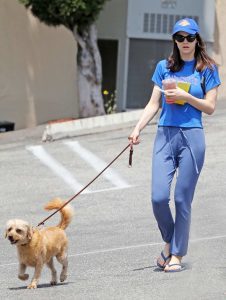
xmin=0 ymin=121 xmax=15 ymax=132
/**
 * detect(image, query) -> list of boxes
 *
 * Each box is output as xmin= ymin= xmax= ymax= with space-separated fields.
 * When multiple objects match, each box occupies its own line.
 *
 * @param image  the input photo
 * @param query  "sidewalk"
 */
xmin=41 ymin=109 xmax=145 ymax=142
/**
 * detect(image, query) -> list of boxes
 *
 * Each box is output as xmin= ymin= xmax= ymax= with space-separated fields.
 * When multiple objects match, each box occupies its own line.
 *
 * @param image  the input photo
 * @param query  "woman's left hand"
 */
xmin=164 ymin=88 xmax=189 ymax=104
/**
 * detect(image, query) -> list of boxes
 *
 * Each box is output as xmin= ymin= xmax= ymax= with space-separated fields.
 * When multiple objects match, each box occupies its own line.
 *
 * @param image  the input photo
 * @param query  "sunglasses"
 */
xmin=174 ymin=34 xmax=197 ymax=43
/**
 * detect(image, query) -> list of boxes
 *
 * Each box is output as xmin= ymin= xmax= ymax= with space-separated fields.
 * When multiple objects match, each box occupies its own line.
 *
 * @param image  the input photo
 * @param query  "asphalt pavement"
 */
xmin=0 ymin=100 xmax=226 ymax=300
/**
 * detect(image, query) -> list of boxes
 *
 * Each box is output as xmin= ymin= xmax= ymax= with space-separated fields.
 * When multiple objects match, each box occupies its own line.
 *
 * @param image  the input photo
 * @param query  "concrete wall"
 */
xmin=96 ymin=0 xmax=128 ymax=111
xmin=0 ymin=0 xmax=79 ymax=130
xmin=213 ymin=0 xmax=226 ymax=100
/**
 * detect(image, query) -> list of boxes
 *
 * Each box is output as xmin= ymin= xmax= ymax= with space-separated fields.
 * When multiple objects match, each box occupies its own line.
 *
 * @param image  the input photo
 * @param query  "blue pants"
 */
xmin=151 ymin=126 xmax=205 ymax=256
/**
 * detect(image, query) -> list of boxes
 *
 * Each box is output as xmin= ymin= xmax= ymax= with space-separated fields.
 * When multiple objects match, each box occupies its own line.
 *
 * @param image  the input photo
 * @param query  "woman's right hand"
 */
xmin=128 ymin=128 xmax=140 ymax=145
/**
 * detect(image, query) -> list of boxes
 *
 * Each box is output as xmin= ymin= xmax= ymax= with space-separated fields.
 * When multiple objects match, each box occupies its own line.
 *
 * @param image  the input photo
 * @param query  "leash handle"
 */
xmin=37 ymin=143 xmax=132 ymax=227
xmin=129 ymin=144 xmax=133 ymax=167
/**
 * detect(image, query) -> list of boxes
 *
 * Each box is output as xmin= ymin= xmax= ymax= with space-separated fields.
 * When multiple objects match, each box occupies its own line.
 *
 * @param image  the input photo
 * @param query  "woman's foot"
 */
xmin=156 ymin=243 xmax=171 ymax=269
xmin=164 ymin=255 xmax=184 ymax=272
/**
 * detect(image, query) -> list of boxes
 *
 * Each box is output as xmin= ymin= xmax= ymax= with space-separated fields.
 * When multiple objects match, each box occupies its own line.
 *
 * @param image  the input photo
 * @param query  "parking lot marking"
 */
xmin=70 ymin=234 xmax=226 ymax=257
xmin=64 ymin=141 xmax=131 ymax=189
xmin=85 ymin=186 xmax=132 ymax=194
xmin=26 ymin=145 xmax=89 ymax=193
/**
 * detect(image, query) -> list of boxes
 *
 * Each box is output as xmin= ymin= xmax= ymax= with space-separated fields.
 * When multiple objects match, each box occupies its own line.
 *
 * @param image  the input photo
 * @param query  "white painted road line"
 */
xmin=2 ymin=234 xmax=226 ymax=268
xmin=72 ymin=234 xmax=226 ymax=257
xmin=64 ymin=141 xmax=131 ymax=189
xmin=85 ymin=186 xmax=132 ymax=195
xmin=26 ymin=145 xmax=89 ymax=193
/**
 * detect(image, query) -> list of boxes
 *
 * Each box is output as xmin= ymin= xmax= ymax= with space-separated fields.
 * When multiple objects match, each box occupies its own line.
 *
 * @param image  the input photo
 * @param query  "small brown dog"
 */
xmin=5 ymin=198 xmax=74 ymax=289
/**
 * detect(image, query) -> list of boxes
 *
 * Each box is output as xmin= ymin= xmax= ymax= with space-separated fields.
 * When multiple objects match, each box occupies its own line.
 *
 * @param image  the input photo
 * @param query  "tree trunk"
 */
xmin=73 ymin=24 xmax=105 ymax=117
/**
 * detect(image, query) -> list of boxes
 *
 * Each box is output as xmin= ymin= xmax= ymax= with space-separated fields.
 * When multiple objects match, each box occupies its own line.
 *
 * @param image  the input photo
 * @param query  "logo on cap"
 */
xmin=179 ymin=19 xmax=190 ymax=27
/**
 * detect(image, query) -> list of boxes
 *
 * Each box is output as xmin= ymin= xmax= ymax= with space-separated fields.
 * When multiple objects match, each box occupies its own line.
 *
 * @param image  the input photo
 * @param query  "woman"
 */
xmin=129 ymin=18 xmax=221 ymax=272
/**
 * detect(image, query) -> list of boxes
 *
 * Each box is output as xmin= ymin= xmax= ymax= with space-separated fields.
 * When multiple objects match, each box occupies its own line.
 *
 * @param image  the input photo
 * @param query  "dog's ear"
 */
xmin=4 ymin=230 xmax=8 ymax=239
xmin=27 ymin=226 xmax=33 ymax=240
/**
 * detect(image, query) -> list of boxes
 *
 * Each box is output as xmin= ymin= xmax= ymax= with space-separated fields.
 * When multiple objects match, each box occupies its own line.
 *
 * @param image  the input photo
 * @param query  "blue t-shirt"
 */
xmin=152 ymin=59 xmax=221 ymax=128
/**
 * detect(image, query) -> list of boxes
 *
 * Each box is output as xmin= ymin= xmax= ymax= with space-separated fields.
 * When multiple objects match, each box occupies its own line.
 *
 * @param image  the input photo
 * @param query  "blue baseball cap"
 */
xmin=172 ymin=18 xmax=200 ymax=35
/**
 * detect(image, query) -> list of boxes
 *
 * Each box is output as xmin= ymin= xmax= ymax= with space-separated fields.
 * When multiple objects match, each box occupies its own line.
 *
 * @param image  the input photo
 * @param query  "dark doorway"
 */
xmin=98 ymin=39 xmax=118 ymax=98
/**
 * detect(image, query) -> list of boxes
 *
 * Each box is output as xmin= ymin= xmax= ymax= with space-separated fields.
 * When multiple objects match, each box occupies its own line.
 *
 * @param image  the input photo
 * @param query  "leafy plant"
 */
xmin=103 ymin=90 xmax=117 ymax=114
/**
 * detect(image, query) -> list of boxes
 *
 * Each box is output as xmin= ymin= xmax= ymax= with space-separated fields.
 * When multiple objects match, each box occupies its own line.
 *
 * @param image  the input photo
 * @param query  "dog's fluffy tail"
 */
xmin=44 ymin=198 xmax=74 ymax=230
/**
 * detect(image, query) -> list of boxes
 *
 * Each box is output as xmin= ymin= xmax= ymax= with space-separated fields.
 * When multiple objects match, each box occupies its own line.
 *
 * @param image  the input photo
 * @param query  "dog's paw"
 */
xmin=27 ymin=282 xmax=37 ymax=289
xmin=50 ymin=279 xmax=57 ymax=286
xmin=60 ymin=273 xmax=67 ymax=282
xmin=18 ymin=274 xmax=29 ymax=281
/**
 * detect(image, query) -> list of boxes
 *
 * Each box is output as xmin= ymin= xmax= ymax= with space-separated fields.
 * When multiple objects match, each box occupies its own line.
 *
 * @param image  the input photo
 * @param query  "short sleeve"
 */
xmin=152 ymin=60 xmax=165 ymax=87
xmin=203 ymin=65 xmax=221 ymax=93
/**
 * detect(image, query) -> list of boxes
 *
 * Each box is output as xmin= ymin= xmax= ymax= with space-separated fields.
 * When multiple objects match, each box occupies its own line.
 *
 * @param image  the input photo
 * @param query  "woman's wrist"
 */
xmin=135 ymin=127 xmax=141 ymax=135
xmin=185 ymin=93 xmax=197 ymax=104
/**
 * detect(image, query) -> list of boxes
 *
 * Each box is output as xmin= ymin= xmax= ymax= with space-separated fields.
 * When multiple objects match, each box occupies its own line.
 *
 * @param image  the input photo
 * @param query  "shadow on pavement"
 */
xmin=8 ymin=281 xmax=71 ymax=290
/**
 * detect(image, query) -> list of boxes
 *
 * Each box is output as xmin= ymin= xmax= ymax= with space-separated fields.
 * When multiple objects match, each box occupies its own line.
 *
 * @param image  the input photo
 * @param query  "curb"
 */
xmin=42 ymin=110 xmax=145 ymax=142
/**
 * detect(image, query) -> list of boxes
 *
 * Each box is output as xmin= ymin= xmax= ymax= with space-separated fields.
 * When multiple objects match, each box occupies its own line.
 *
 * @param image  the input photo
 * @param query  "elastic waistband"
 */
xmin=158 ymin=126 xmax=203 ymax=131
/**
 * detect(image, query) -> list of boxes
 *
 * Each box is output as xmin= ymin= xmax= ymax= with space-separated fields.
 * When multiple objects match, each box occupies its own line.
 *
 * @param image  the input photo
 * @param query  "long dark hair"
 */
xmin=167 ymin=33 xmax=216 ymax=72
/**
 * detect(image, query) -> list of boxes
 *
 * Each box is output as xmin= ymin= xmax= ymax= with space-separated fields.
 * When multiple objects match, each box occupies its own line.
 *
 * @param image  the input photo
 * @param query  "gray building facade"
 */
xmin=96 ymin=0 xmax=216 ymax=111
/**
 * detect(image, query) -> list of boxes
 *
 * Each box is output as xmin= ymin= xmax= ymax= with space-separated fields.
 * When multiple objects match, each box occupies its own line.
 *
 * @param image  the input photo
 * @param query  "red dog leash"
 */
xmin=37 ymin=143 xmax=134 ymax=227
